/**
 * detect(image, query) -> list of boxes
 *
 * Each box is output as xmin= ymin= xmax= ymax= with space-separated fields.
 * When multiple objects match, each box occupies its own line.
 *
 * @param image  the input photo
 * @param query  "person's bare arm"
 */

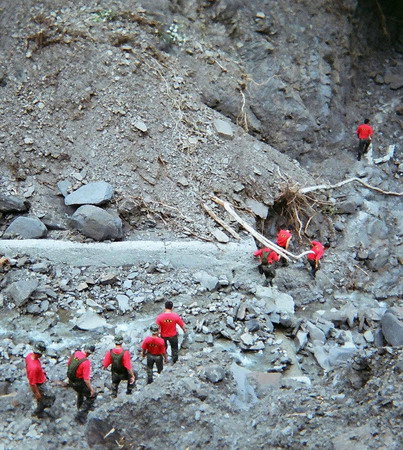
xmin=128 ymin=369 xmax=135 ymax=384
xmin=30 ymin=384 xmax=41 ymax=400
xmin=84 ymin=379 xmax=95 ymax=397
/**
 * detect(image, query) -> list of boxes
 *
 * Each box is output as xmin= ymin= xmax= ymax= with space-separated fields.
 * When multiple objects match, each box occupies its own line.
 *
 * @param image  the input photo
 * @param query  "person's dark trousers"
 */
xmin=357 ymin=139 xmax=370 ymax=160
xmin=33 ymin=383 xmax=55 ymax=417
xmin=259 ymin=264 xmax=276 ymax=287
xmin=163 ymin=335 xmax=179 ymax=363
xmin=111 ymin=370 xmax=136 ymax=396
xmin=146 ymin=354 xmax=163 ymax=384
xmin=308 ymin=259 xmax=320 ymax=278
xmin=69 ymin=379 xmax=96 ymax=423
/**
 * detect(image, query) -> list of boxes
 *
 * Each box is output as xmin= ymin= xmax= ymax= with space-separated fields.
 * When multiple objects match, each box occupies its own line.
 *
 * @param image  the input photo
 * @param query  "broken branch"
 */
xmin=300 ymin=177 xmax=402 ymax=197
xmin=202 ymin=203 xmax=241 ymax=240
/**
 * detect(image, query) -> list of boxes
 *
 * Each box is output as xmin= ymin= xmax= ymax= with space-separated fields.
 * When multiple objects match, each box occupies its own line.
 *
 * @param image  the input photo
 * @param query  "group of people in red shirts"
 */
xmin=254 ymin=228 xmax=326 ymax=286
xmin=25 ymin=300 xmax=186 ymax=423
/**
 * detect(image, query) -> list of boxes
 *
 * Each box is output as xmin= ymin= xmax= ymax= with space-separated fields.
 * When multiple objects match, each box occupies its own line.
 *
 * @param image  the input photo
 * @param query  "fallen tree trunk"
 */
xmin=202 ymin=203 xmax=240 ymax=240
xmin=211 ymin=196 xmax=313 ymax=261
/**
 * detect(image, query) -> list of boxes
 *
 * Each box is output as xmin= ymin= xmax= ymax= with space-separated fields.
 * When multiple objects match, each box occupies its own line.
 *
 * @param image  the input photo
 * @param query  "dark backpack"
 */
xmin=110 ymin=350 xmax=126 ymax=374
xmin=67 ymin=355 xmax=87 ymax=381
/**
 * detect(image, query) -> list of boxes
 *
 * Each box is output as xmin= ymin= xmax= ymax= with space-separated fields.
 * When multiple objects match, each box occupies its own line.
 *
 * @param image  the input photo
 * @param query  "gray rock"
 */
xmin=236 ymin=302 xmax=247 ymax=320
xmin=211 ymin=229 xmax=230 ymax=243
xmin=240 ymin=332 xmax=255 ymax=347
xmin=295 ymin=330 xmax=308 ymax=352
xmin=384 ymin=72 xmax=403 ymax=90
xmin=337 ymin=196 xmax=363 ymax=214
xmin=193 ymin=270 xmax=219 ymax=291
xmin=381 ymin=311 xmax=403 ymax=346
xmin=203 ymin=365 xmax=226 ymax=383
xmin=363 ymin=330 xmax=374 ymax=343
xmin=213 ymin=118 xmax=234 ymax=139
xmin=4 ymin=216 xmax=47 ymax=239
xmin=4 ymin=279 xmax=39 ymax=307
xmin=0 ymin=194 xmax=30 ymax=213
xmin=245 ymin=199 xmax=268 ymax=219
xmin=133 ymin=120 xmax=148 ymax=132
xmin=75 ymin=310 xmax=108 ymax=330
xmin=65 ymin=181 xmax=114 ymax=206
xmin=311 ymin=345 xmax=330 ymax=371
xmin=255 ymin=286 xmax=295 ymax=315
xmin=71 ymin=205 xmax=123 ymax=241
xmin=249 ymin=341 xmax=265 ymax=351
xmin=116 ymin=294 xmax=130 ymax=312
xmin=306 ymin=321 xmax=326 ymax=344
xmin=246 ymin=319 xmax=260 ymax=332
xmin=327 ymin=345 xmax=358 ymax=366
xmin=56 ymin=180 xmax=71 ymax=197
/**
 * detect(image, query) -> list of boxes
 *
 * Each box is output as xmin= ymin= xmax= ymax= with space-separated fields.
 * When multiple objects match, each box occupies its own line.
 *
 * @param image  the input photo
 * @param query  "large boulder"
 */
xmin=3 ymin=216 xmax=47 ymax=239
xmin=0 ymin=194 xmax=30 ymax=213
xmin=4 ymin=279 xmax=39 ymax=307
xmin=71 ymin=205 xmax=123 ymax=241
xmin=381 ymin=310 xmax=403 ymax=346
xmin=64 ymin=181 xmax=114 ymax=206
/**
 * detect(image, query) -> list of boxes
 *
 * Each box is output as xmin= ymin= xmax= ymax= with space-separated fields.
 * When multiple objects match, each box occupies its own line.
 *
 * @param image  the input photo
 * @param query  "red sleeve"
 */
xmin=123 ymin=351 xmax=132 ymax=370
xmin=156 ymin=315 xmax=162 ymax=326
xmin=369 ymin=126 xmax=374 ymax=136
xmin=102 ymin=351 xmax=112 ymax=368
xmin=253 ymin=249 xmax=262 ymax=257
xmin=141 ymin=338 xmax=148 ymax=350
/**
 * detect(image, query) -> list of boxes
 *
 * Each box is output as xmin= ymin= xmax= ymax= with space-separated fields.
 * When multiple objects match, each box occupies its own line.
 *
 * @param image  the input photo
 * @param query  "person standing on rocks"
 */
xmin=356 ymin=118 xmax=374 ymax=161
xmin=253 ymin=247 xmax=279 ymax=286
xmin=141 ymin=324 xmax=167 ymax=384
xmin=156 ymin=301 xmax=186 ymax=364
xmin=102 ymin=335 xmax=136 ymax=398
xmin=25 ymin=341 xmax=55 ymax=419
xmin=307 ymin=240 xmax=325 ymax=278
xmin=276 ymin=228 xmax=292 ymax=266
xmin=67 ymin=344 xmax=97 ymax=424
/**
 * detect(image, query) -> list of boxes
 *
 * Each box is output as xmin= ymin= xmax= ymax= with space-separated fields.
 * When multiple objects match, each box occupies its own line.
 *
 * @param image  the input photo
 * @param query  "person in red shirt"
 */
xmin=67 ymin=344 xmax=97 ymax=424
xmin=141 ymin=324 xmax=168 ymax=384
xmin=307 ymin=240 xmax=325 ymax=278
xmin=156 ymin=301 xmax=186 ymax=364
xmin=253 ymin=247 xmax=280 ymax=286
xmin=103 ymin=335 xmax=136 ymax=397
xmin=276 ymin=228 xmax=292 ymax=266
xmin=25 ymin=341 xmax=55 ymax=418
xmin=356 ymin=118 xmax=374 ymax=161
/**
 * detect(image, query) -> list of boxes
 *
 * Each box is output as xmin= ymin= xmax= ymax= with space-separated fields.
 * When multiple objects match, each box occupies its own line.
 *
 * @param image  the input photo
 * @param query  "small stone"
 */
xmin=213 ymin=118 xmax=234 ymax=139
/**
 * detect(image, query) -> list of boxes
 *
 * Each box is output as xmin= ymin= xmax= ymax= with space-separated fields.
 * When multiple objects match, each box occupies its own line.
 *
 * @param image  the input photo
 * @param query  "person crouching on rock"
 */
xmin=102 ymin=335 xmax=136 ymax=398
xmin=253 ymin=247 xmax=279 ymax=287
xmin=67 ymin=344 xmax=97 ymax=424
xmin=141 ymin=324 xmax=167 ymax=384
xmin=307 ymin=241 xmax=326 ymax=279
xmin=25 ymin=341 xmax=56 ymax=419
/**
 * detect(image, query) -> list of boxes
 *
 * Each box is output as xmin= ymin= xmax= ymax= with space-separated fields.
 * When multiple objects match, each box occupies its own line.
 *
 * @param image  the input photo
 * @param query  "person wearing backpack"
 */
xmin=102 ymin=335 xmax=136 ymax=397
xmin=67 ymin=344 xmax=97 ymax=424
xmin=253 ymin=247 xmax=280 ymax=286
